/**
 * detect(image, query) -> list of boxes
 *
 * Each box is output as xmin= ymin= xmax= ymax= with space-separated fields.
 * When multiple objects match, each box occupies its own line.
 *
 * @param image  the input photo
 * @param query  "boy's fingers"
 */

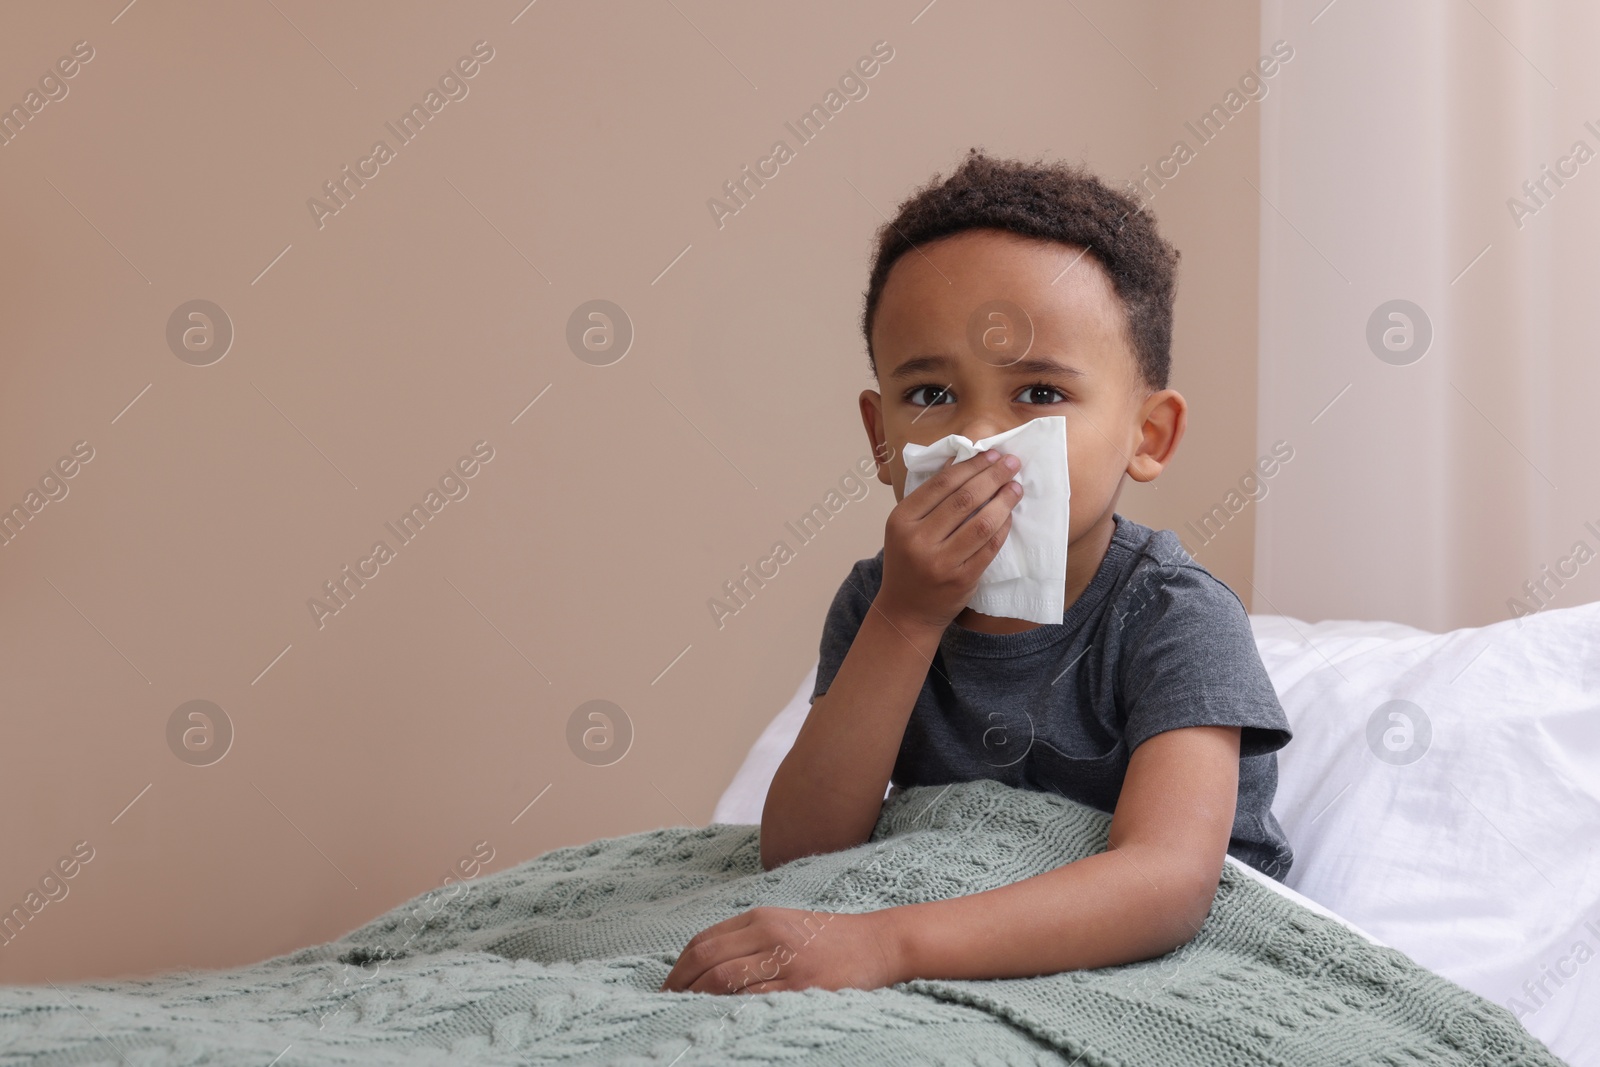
xmin=951 ymin=483 xmax=1021 ymax=567
xmin=923 ymin=457 xmax=1020 ymax=540
xmin=661 ymin=914 xmax=756 ymax=991
xmin=678 ymin=927 xmax=789 ymax=994
xmin=902 ymin=452 xmax=1004 ymax=525
xmin=679 ymin=912 xmax=751 ymax=953
xmin=740 ymin=979 xmax=787 ymax=995
xmin=662 ymin=927 xmax=768 ymax=992
xmin=686 ymin=952 xmax=772 ymax=995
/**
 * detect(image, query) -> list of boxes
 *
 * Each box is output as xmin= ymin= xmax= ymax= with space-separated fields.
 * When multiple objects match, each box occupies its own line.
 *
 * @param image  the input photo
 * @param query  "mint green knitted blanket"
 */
xmin=0 ymin=780 xmax=1566 ymax=1066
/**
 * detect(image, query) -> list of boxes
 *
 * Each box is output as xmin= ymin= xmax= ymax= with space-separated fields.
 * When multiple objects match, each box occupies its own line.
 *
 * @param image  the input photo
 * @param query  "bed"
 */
xmin=0 ymin=604 xmax=1592 ymax=1065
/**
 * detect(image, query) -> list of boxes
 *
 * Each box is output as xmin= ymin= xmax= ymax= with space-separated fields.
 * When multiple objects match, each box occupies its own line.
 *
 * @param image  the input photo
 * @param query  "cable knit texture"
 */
xmin=0 ymin=780 xmax=1568 ymax=1066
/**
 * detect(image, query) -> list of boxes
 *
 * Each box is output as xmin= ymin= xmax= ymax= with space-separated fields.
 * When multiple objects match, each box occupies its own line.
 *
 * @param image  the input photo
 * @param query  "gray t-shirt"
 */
xmin=811 ymin=512 xmax=1294 ymax=881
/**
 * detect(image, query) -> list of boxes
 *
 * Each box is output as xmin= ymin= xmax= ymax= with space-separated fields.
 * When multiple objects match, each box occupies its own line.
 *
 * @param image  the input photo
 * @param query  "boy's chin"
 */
xmin=953 ymin=606 xmax=1044 ymax=632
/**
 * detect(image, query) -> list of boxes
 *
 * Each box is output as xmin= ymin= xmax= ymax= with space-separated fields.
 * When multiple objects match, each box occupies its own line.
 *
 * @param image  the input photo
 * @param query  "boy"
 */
xmin=660 ymin=150 xmax=1293 ymax=996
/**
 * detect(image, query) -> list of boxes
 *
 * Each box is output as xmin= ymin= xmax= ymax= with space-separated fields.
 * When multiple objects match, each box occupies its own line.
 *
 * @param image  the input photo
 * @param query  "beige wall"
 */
xmin=0 ymin=1 xmax=1262 ymax=981
xmin=1255 ymin=0 xmax=1600 ymax=631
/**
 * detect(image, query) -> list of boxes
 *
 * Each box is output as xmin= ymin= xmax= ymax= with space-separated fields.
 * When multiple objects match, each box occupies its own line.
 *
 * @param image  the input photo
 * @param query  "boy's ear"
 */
xmin=858 ymin=389 xmax=892 ymax=486
xmin=1126 ymin=388 xmax=1187 ymax=483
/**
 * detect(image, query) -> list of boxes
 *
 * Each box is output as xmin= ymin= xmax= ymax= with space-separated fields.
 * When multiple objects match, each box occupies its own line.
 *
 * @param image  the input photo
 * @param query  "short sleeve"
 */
xmin=1114 ymin=557 xmax=1291 ymax=759
xmin=810 ymin=554 xmax=881 ymax=705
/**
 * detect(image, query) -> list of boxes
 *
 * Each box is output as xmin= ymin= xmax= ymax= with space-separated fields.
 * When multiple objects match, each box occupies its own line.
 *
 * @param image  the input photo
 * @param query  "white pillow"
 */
xmin=712 ymin=662 xmax=823 ymax=827
xmin=713 ymin=604 xmax=1600 ymax=1065
xmin=1253 ymin=603 xmax=1600 ymax=1067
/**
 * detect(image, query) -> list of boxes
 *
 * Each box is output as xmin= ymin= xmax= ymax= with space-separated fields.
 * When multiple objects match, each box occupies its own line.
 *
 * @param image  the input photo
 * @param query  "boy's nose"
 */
xmin=960 ymin=419 xmax=1012 ymax=443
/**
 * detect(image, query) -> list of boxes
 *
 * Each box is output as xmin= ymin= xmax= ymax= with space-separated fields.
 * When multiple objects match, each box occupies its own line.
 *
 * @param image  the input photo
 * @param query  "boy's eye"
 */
xmin=1017 ymin=385 xmax=1068 ymax=404
xmin=904 ymin=385 xmax=953 ymax=407
xmin=902 ymin=383 xmax=1071 ymax=406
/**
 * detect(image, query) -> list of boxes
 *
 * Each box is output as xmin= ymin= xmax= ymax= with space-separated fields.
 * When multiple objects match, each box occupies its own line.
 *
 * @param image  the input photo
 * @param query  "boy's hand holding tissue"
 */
xmin=876 ymin=446 xmax=1025 ymax=635
xmin=896 ymin=415 xmax=1071 ymax=627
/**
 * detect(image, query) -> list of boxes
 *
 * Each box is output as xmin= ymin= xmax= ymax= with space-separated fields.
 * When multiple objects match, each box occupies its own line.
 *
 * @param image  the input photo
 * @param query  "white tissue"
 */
xmin=900 ymin=415 xmax=1069 ymax=625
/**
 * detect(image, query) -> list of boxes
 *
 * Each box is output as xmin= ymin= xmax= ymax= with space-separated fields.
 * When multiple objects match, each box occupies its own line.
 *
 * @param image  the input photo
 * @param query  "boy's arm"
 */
xmin=760 ymin=449 xmax=1026 ymax=871
xmin=663 ymin=723 xmax=1241 ymax=994
xmin=759 ymin=599 xmax=943 ymax=870
xmin=878 ymin=723 xmax=1242 ymax=979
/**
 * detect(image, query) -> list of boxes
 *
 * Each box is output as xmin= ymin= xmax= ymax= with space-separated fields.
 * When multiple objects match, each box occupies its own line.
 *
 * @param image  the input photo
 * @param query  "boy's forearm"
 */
xmin=760 ymin=597 xmax=943 ymax=869
xmin=876 ymin=843 xmax=1216 ymax=982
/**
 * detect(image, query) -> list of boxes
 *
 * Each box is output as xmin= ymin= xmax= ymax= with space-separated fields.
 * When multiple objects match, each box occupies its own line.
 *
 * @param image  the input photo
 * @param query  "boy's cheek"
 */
xmin=1065 ymin=462 xmax=1102 ymax=520
xmin=867 ymin=443 xmax=898 ymax=489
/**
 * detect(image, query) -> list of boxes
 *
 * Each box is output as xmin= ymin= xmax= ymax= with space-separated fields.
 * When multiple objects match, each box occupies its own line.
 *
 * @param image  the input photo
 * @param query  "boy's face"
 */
xmin=861 ymin=228 xmax=1185 ymax=550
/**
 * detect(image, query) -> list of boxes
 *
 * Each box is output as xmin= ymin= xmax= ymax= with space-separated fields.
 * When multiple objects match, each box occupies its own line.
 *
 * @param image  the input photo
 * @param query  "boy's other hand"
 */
xmin=877 ymin=449 xmax=1023 ymax=633
xmin=658 ymin=906 xmax=905 ymax=995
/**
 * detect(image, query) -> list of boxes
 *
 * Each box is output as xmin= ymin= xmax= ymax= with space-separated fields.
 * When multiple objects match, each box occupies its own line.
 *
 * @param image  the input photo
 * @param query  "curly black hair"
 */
xmin=861 ymin=148 xmax=1181 ymax=393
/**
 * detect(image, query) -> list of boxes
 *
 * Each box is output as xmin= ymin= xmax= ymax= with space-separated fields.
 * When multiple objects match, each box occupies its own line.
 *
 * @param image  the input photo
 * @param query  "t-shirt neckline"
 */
xmin=937 ymin=513 xmax=1139 ymax=659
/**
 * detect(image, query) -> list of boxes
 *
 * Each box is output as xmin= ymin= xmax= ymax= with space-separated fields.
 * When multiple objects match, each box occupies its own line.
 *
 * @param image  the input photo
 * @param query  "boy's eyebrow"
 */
xmin=887 ymin=353 xmax=1087 ymax=381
